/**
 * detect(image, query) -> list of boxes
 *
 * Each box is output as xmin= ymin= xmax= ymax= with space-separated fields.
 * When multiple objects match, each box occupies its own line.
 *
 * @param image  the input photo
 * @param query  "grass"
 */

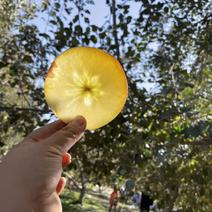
xmin=61 ymin=189 xmax=107 ymax=212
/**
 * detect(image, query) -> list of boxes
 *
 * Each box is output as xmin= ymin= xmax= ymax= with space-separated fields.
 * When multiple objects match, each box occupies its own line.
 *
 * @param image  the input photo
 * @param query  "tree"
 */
xmin=0 ymin=0 xmax=50 ymax=146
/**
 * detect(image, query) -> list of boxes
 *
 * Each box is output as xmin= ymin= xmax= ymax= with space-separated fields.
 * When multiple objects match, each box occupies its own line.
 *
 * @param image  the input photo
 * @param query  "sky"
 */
xmin=33 ymin=0 xmax=140 ymax=32
xmin=87 ymin=0 xmax=140 ymax=26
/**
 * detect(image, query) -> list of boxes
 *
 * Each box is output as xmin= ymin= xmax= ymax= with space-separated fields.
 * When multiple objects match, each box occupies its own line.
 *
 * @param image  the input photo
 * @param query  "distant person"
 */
xmin=139 ymin=192 xmax=153 ymax=212
xmin=132 ymin=192 xmax=141 ymax=206
xmin=109 ymin=185 xmax=119 ymax=212
xmin=132 ymin=192 xmax=153 ymax=212
xmin=0 ymin=116 xmax=86 ymax=212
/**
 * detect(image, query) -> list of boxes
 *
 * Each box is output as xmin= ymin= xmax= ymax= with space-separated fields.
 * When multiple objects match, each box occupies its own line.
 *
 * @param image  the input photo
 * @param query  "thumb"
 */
xmin=45 ymin=116 xmax=86 ymax=153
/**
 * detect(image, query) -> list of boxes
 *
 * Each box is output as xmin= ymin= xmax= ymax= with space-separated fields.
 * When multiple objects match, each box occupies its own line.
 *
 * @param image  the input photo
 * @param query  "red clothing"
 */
xmin=110 ymin=191 xmax=118 ymax=205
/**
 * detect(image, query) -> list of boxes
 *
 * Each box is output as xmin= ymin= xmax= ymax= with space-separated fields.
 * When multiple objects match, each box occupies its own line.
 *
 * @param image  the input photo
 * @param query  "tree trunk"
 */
xmin=98 ymin=184 xmax=102 ymax=193
xmin=78 ymin=172 xmax=86 ymax=205
xmin=111 ymin=0 xmax=120 ymax=60
xmin=79 ymin=183 xmax=86 ymax=205
xmin=163 ymin=186 xmax=179 ymax=212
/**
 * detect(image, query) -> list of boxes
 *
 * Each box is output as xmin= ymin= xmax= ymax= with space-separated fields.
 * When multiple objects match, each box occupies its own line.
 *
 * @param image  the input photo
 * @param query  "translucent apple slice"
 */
xmin=44 ymin=47 xmax=128 ymax=130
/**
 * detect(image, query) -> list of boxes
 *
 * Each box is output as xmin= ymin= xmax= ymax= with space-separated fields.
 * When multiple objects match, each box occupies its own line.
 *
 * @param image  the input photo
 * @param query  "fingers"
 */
xmin=56 ymin=153 xmax=71 ymax=195
xmin=26 ymin=120 xmax=66 ymax=142
xmin=45 ymin=116 xmax=86 ymax=153
xmin=62 ymin=153 xmax=71 ymax=167
xmin=56 ymin=177 xmax=66 ymax=195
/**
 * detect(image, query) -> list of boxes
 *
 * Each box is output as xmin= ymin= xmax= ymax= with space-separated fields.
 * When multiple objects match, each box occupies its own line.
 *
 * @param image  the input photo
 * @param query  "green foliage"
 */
xmin=0 ymin=0 xmax=211 ymax=211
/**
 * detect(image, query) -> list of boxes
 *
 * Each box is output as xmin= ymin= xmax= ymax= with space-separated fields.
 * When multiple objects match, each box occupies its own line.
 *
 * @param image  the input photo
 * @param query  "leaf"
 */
xmin=84 ymin=17 xmax=89 ymax=23
xmin=73 ymin=15 xmax=79 ymax=23
xmin=65 ymin=8 xmax=72 ymax=14
xmin=23 ymin=55 xmax=33 ymax=63
xmin=39 ymin=33 xmax=50 ymax=39
xmin=85 ymin=9 xmax=90 ymax=14
xmin=164 ymin=6 xmax=169 ymax=13
xmin=56 ymin=16 xmax=64 ymax=28
xmin=50 ymin=20 xmax=57 ymax=25
xmin=54 ymin=2 xmax=60 ymax=11
xmin=90 ymin=35 xmax=97 ymax=43
xmin=91 ymin=25 xmax=98 ymax=32
xmin=74 ymin=25 xmax=83 ymax=35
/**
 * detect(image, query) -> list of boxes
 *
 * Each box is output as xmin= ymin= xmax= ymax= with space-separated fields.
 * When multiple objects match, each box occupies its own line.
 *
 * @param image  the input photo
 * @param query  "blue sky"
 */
xmin=33 ymin=0 xmax=140 ymax=32
xmin=87 ymin=0 xmax=140 ymax=26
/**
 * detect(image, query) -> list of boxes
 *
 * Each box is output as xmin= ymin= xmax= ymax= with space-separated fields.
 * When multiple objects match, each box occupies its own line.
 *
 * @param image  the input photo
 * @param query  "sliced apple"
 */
xmin=44 ymin=47 xmax=128 ymax=130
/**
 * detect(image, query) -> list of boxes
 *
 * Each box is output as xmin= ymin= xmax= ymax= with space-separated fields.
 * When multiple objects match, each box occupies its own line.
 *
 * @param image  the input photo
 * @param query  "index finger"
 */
xmin=26 ymin=120 xmax=66 ymax=142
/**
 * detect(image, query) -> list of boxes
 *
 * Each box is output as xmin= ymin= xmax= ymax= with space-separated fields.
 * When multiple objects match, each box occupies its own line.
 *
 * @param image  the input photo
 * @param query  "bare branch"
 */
xmin=111 ymin=0 xmax=120 ymax=60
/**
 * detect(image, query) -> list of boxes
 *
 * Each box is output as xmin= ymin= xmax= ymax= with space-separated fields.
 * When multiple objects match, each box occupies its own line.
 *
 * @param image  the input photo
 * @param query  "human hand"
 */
xmin=0 ymin=116 xmax=86 ymax=212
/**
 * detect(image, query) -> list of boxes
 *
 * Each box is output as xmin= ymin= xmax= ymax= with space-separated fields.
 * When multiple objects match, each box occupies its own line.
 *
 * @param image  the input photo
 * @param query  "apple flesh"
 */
xmin=44 ymin=47 xmax=128 ymax=130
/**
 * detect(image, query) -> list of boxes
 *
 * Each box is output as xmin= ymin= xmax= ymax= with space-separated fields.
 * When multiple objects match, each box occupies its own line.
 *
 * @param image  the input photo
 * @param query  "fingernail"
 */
xmin=70 ymin=115 xmax=86 ymax=131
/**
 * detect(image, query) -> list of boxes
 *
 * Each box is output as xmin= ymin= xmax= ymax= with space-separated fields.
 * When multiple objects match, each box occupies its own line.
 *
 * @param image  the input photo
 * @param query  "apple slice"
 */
xmin=44 ymin=47 xmax=128 ymax=130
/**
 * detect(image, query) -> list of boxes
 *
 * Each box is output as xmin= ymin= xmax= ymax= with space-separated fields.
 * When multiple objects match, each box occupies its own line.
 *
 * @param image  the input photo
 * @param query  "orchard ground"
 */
xmin=61 ymin=187 xmax=138 ymax=212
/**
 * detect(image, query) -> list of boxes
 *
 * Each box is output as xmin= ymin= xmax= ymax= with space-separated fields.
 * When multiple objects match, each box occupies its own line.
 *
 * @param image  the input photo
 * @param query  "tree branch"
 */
xmin=181 ymin=138 xmax=212 ymax=146
xmin=163 ymin=185 xmax=179 ymax=212
xmin=0 ymin=106 xmax=47 ymax=113
xmin=17 ymin=74 xmax=31 ymax=107
xmin=63 ymin=172 xmax=81 ymax=190
xmin=155 ymin=138 xmax=212 ymax=147
xmin=111 ymin=0 xmax=120 ymax=60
